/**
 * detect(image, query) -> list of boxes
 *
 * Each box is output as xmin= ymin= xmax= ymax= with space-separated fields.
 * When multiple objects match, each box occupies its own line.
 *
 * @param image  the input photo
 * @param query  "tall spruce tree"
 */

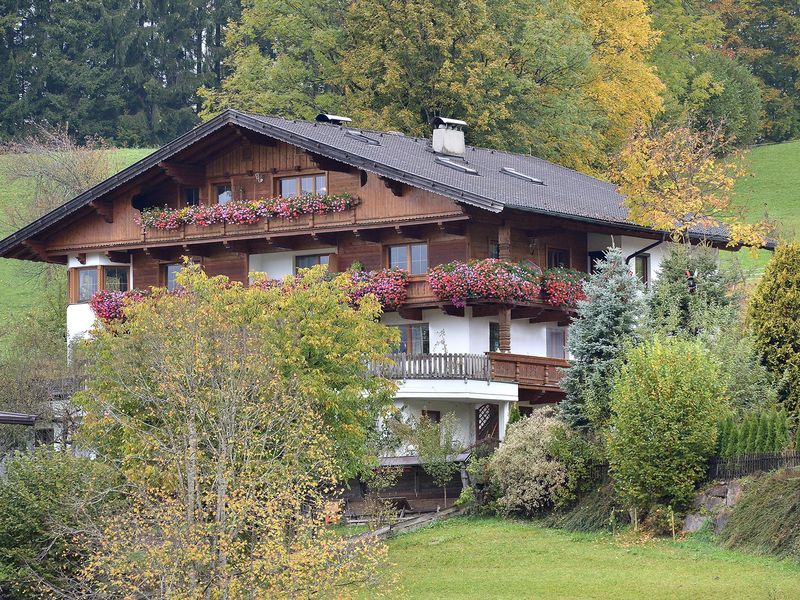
xmin=559 ymin=247 xmax=645 ymax=431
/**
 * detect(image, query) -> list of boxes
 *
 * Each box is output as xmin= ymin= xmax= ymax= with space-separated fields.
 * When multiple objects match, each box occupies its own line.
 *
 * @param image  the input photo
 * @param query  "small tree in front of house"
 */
xmin=412 ymin=413 xmax=464 ymax=507
xmin=559 ymin=247 xmax=645 ymax=432
xmin=606 ymin=337 xmax=726 ymax=523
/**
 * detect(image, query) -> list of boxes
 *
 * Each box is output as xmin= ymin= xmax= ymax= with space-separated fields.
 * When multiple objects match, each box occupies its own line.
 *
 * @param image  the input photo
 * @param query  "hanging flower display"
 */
xmin=540 ymin=268 xmax=587 ymax=307
xmin=90 ymin=289 xmax=148 ymax=323
xmin=136 ymin=193 xmax=356 ymax=230
xmin=349 ymin=268 xmax=409 ymax=311
xmin=428 ymin=259 xmax=543 ymax=308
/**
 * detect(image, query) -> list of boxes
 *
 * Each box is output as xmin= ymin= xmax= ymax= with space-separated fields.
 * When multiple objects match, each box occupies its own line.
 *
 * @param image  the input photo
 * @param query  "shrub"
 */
xmin=488 ymin=409 xmax=572 ymax=515
xmin=0 ymin=451 xmax=121 ymax=598
xmin=717 ymin=408 xmax=792 ymax=456
xmin=721 ymin=469 xmax=800 ymax=560
xmin=606 ymin=337 xmax=726 ymax=513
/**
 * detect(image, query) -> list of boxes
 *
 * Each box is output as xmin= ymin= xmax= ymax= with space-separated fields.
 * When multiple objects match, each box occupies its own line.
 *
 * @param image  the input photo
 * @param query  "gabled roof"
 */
xmin=0 ymin=109 xmax=736 ymax=259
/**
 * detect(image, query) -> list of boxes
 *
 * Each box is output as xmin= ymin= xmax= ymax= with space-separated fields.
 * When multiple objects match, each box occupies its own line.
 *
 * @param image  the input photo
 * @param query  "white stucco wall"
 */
xmin=587 ymin=233 xmax=673 ymax=282
xmin=381 ymin=308 xmax=565 ymax=357
xmin=248 ymin=248 xmax=337 ymax=280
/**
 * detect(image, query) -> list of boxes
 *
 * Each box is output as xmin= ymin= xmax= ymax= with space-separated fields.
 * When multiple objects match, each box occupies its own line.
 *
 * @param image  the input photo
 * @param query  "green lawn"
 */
xmin=725 ymin=140 xmax=800 ymax=274
xmin=0 ymin=148 xmax=153 ymax=325
xmin=382 ymin=517 xmax=800 ymax=599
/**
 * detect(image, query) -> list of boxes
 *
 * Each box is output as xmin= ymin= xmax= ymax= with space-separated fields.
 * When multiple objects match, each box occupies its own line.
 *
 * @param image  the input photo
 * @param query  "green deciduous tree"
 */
xmin=559 ymin=247 xmax=644 ymax=432
xmin=748 ymin=242 xmax=800 ymax=420
xmin=607 ymin=337 xmax=726 ymax=513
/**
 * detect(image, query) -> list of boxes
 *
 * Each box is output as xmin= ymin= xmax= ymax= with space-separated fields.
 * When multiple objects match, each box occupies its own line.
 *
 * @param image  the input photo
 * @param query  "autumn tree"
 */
xmin=613 ymin=121 xmax=771 ymax=247
xmin=205 ymin=0 xmax=666 ymax=171
xmin=73 ymin=266 xmax=397 ymax=597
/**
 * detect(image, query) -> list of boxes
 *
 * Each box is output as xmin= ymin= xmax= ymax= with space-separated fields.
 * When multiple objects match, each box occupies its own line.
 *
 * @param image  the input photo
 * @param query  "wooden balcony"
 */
xmin=368 ymin=352 xmax=568 ymax=391
xmin=487 ymin=352 xmax=568 ymax=391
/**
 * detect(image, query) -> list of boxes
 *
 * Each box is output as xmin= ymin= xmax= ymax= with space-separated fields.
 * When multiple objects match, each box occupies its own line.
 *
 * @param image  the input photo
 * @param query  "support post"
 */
xmin=499 ymin=307 xmax=511 ymax=353
xmin=498 ymin=222 xmax=511 ymax=260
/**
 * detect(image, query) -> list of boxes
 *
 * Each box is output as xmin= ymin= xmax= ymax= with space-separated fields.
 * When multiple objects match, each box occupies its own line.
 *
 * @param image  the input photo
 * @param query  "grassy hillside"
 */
xmin=726 ymin=140 xmax=800 ymax=274
xmin=379 ymin=517 xmax=800 ymax=599
xmin=0 ymin=148 xmax=153 ymax=325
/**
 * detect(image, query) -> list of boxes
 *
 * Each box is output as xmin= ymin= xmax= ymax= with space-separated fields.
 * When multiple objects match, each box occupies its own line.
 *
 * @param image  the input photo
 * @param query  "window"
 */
xmin=547 ymin=248 xmax=570 ymax=269
xmin=421 ymin=410 xmax=441 ymax=424
xmin=279 ymin=174 xmax=327 ymax=197
xmin=633 ymin=254 xmax=650 ymax=284
xmin=104 ymin=266 xmax=129 ymax=292
xmin=588 ymin=251 xmax=605 ymax=274
xmin=395 ymin=323 xmax=430 ymax=354
xmin=184 ymin=187 xmax=200 ymax=206
xmin=489 ymin=322 xmax=500 ymax=352
xmin=165 ymin=264 xmax=182 ymax=291
xmin=488 ymin=240 xmax=500 ymax=259
xmin=546 ymin=328 xmax=566 ymax=359
xmin=216 ymin=184 xmax=232 ymax=205
xmin=77 ymin=268 xmax=98 ymax=303
xmin=388 ymin=243 xmax=428 ymax=274
xmin=295 ymin=254 xmax=330 ymax=272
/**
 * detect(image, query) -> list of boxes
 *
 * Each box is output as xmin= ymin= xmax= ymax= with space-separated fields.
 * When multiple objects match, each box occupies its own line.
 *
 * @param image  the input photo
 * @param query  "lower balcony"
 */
xmin=369 ymin=352 xmax=568 ymax=392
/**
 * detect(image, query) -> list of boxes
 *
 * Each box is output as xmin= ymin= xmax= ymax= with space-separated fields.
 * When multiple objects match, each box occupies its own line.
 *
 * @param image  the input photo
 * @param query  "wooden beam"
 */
xmin=75 ymin=253 xmax=87 ymax=265
xmin=104 ymin=251 xmax=129 ymax=264
xmin=158 ymin=161 xmax=205 ymax=186
xmin=471 ymin=304 xmax=499 ymax=318
xmin=310 ymin=231 xmax=338 ymax=246
xmin=222 ymin=239 xmax=250 ymax=254
xmin=143 ymin=246 xmax=179 ymax=262
xmin=438 ymin=221 xmax=466 ymax=236
xmin=380 ymin=175 xmax=404 ymax=197
xmin=22 ymin=240 xmax=50 ymax=261
xmin=441 ymin=305 xmax=465 ymax=317
xmin=499 ymin=307 xmax=511 ymax=352
xmin=352 ymin=229 xmax=383 ymax=244
xmin=88 ymin=199 xmax=113 ymax=223
xmin=309 ymin=153 xmax=355 ymax=174
xmin=398 ymin=307 xmax=424 ymax=321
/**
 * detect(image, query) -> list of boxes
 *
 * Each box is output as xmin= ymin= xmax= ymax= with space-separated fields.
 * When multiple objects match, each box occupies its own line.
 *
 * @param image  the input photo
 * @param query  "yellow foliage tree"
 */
xmin=613 ymin=122 xmax=771 ymax=247
xmin=75 ymin=266 xmax=397 ymax=598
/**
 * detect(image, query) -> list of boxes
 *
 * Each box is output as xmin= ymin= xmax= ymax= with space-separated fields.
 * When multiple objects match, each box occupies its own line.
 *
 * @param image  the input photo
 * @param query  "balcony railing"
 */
xmin=369 ymin=353 xmax=491 ymax=381
xmin=369 ymin=352 xmax=568 ymax=390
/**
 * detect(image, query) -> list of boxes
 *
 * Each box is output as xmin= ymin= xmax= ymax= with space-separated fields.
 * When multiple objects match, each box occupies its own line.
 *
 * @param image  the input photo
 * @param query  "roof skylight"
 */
xmin=344 ymin=130 xmax=381 ymax=146
xmin=500 ymin=166 xmax=545 ymax=185
xmin=435 ymin=156 xmax=479 ymax=175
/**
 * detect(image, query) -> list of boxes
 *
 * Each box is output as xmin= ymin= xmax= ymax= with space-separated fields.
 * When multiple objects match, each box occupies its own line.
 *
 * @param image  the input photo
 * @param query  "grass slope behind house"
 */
xmin=0 ymin=149 xmax=153 ymax=325
xmin=382 ymin=517 xmax=800 ymax=600
xmin=727 ymin=140 xmax=800 ymax=274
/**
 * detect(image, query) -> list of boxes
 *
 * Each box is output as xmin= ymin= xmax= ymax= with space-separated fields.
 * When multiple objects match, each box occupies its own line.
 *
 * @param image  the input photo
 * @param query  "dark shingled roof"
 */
xmin=0 ymin=109 xmax=741 ymax=258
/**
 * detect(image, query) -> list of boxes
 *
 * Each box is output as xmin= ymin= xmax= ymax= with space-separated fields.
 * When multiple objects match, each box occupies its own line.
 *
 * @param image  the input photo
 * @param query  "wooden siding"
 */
xmin=43 ymin=137 xmax=465 ymax=255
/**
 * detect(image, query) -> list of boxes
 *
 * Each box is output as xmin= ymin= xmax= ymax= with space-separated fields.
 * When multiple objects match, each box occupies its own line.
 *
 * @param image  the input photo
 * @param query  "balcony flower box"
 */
xmin=136 ymin=193 xmax=356 ymax=231
xmin=349 ymin=268 xmax=409 ymax=311
xmin=428 ymin=259 xmax=543 ymax=308
xmin=90 ymin=289 xmax=148 ymax=324
xmin=541 ymin=268 xmax=587 ymax=308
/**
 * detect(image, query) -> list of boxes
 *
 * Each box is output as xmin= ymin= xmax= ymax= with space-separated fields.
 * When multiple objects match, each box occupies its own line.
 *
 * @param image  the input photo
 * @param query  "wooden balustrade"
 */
xmin=369 ymin=353 xmax=491 ymax=381
xmin=369 ymin=352 xmax=568 ymax=390
xmin=487 ymin=352 xmax=568 ymax=390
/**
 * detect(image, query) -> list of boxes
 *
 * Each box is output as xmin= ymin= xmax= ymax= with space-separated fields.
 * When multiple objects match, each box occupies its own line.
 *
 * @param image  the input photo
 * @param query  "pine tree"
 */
xmin=559 ymin=247 xmax=645 ymax=431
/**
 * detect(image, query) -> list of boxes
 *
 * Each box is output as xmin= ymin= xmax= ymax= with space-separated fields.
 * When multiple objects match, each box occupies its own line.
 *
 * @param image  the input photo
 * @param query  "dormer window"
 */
xmin=279 ymin=174 xmax=327 ymax=197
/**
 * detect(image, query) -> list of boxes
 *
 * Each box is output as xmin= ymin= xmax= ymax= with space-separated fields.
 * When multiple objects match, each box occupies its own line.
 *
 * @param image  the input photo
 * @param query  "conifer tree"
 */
xmin=746 ymin=414 xmax=759 ymax=453
xmin=559 ymin=247 xmax=644 ymax=431
xmin=775 ymin=411 xmax=789 ymax=452
xmin=724 ymin=425 xmax=739 ymax=457
xmin=736 ymin=418 xmax=750 ymax=455
xmin=754 ymin=412 xmax=769 ymax=452
xmin=749 ymin=243 xmax=800 ymax=420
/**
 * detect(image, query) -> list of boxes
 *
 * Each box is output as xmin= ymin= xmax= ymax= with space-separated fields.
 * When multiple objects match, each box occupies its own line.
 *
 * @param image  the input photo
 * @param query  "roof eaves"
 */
xmin=0 ymin=110 xmax=241 ymax=256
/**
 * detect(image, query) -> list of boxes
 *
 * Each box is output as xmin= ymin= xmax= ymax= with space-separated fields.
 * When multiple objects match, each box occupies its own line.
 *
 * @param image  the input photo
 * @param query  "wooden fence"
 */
xmin=708 ymin=451 xmax=800 ymax=480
